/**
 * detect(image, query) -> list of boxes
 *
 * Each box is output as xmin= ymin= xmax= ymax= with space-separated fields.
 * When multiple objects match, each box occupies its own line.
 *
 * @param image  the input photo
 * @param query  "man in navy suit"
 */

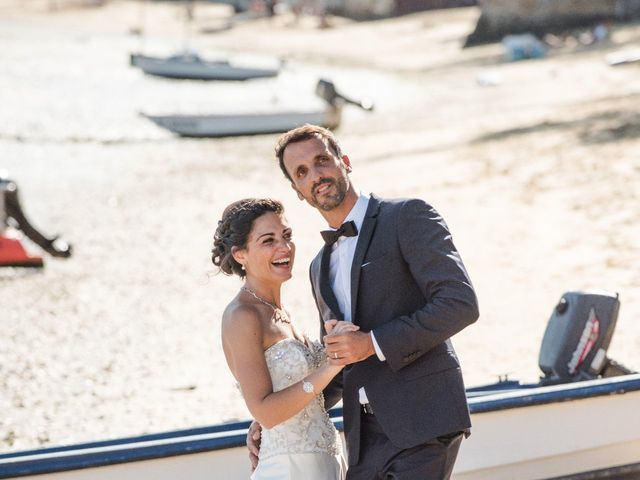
xmin=249 ymin=125 xmax=478 ymax=479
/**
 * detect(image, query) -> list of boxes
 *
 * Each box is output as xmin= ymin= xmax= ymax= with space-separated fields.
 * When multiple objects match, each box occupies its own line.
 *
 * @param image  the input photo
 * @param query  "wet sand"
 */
xmin=1 ymin=0 xmax=639 ymax=452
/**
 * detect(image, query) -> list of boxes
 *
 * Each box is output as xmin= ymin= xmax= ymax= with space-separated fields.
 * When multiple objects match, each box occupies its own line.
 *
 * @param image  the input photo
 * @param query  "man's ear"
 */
xmin=342 ymin=155 xmax=352 ymax=173
xmin=290 ymin=183 xmax=304 ymax=201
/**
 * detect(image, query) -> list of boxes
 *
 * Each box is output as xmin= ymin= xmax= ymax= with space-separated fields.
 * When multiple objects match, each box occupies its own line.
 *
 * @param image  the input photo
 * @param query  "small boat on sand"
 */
xmin=130 ymin=52 xmax=280 ymax=81
xmin=142 ymin=79 xmax=374 ymax=138
xmin=1 ymin=291 xmax=638 ymax=479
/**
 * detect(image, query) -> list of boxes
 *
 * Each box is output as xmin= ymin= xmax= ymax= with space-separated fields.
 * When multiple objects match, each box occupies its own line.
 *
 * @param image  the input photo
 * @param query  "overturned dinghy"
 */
xmin=143 ymin=79 xmax=374 ymax=138
xmin=130 ymin=52 xmax=279 ymax=81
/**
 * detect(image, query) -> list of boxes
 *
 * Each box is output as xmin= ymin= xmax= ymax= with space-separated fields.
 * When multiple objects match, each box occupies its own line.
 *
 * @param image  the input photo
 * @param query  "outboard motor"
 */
xmin=315 ymin=79 xmax=374 ymax=111
xmin=538 ymin=291 xmax=632 ymax=385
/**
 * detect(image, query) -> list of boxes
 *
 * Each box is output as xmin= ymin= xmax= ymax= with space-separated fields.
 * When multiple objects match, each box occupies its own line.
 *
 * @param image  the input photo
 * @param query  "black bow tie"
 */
xmin=321 ymin=220 xmax=358 ymax=246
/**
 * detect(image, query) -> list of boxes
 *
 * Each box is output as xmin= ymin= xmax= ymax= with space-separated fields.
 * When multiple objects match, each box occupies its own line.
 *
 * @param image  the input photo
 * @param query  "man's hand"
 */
xmin=324 ymin=330 xmax=375 ymax=365
xmin=246 ymin=420 xmax=262 ymax=471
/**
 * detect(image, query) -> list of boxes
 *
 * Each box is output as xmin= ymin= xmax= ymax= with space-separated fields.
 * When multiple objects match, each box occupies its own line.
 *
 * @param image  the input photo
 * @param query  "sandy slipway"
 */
xmin=0 ymin=0 xmax=639 ymax=452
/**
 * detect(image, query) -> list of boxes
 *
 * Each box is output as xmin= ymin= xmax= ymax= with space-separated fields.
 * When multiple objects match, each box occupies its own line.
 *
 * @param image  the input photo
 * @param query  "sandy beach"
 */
xmin=1 ymin=0 xmax=639 ymax=452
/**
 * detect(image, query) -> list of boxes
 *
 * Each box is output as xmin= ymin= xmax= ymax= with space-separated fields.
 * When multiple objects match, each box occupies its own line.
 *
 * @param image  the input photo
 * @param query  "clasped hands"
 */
xmin=324 ymin=319 xmax=375 ymax=366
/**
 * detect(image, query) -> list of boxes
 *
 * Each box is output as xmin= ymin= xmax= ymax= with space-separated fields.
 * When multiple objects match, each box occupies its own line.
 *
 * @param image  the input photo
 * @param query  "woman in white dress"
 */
xmin=212 ymin=198 xmax=352 ymax=480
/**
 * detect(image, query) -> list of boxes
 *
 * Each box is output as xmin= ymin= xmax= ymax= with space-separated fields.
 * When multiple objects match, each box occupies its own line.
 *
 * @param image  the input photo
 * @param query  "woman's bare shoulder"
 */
xmin=222 ymin=300 xmax=264 ymax=338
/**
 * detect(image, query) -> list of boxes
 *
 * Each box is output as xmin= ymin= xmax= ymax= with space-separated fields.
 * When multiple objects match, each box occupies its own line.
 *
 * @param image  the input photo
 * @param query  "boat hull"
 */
xmin=143 ymin=108 xmax=341 ymax=138
xmin=2 ymin=375 xmax=639 ymax=479
xmin=130 ymin=54 xmax=279 ymax=81
xmin=458 ymin=378 xmax=640 ymax=479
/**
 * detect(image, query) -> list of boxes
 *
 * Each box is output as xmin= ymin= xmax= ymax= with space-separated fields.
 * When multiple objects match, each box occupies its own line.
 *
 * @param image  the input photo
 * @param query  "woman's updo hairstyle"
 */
xmin=212 ymin=198 xmax=284 ymax=278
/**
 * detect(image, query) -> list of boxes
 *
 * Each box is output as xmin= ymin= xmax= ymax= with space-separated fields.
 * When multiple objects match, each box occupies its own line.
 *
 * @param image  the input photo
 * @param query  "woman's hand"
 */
xmin=324 ymin=319 xmax=360 ymax=335
xmin=323 ymin=320 xmax=361 ymax=369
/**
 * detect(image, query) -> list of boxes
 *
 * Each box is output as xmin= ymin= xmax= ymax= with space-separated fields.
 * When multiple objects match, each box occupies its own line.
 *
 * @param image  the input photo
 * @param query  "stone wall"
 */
xmin=465 ymin=0 xmax=640 ymax=46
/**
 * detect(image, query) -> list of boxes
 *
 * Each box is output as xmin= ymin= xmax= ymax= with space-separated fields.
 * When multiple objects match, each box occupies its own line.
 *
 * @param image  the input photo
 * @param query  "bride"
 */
xmin=212 ymin=198 xmax=353 ymax=479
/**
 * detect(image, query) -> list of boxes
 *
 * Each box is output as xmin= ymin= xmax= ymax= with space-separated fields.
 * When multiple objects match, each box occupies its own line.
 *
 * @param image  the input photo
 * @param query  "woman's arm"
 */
xmin=223 ymin=306 xmax=345 ymax=429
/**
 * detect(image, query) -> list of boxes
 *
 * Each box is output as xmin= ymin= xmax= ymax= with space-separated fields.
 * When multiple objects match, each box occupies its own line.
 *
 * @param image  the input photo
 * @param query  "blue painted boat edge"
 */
xmin=0 ymin=419 xmax=344 ymax=478
xmin=468 ymin=373 xmax=640 ymax=414
xmin=0 ymin=421 xmax=253 ymax=459
xmin=0 ymin=432 xmax=248 ymax=478
xmin=1 ymin=374 xmax=638 ymax=478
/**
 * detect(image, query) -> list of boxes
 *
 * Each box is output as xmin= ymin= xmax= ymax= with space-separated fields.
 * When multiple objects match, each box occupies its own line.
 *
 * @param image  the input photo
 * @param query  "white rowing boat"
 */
xmin=143 ymin=109 xmax=341 ymax=138
xmin=142 ymin=79 xmax=373 ymax=138
xmin=130 ymin=53 xmax=280 ymax=81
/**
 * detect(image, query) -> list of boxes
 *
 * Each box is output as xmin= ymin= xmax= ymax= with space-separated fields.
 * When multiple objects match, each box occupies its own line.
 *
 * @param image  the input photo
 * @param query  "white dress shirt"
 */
xmin=326 ymin=192 xmax=385 ymax=404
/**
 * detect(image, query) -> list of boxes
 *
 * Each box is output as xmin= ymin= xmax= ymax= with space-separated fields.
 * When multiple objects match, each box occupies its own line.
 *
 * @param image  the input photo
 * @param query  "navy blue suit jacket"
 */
xmin=310 ymin=194 xmax=479 ymax=466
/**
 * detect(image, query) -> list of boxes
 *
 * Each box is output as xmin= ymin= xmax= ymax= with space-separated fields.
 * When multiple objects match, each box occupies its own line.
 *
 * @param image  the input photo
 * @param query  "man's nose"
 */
xmin=310 ymin=165 xmax=324 ymax=184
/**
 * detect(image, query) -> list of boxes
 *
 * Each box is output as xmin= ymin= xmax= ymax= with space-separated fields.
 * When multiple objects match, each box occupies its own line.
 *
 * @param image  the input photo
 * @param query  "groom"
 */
xmin=250 ymin=124 xmax=478 ymax=479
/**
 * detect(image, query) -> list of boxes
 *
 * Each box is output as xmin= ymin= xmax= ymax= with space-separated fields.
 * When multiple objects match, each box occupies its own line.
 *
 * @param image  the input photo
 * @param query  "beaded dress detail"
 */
xmin=259 ymin=337 xmax=342 ymax=461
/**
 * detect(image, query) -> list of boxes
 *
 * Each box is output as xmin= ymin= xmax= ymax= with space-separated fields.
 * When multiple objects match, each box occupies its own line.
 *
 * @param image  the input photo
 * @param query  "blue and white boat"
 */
xmin=1 ymin=291 xmax=638 ymax=480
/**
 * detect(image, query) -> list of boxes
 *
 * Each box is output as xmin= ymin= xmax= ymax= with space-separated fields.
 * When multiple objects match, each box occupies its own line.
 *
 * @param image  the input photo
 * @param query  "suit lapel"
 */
xmin=319 ymin=243 xmax=343 ymax=320
xmin=350 ymin=195 xmax=381 ymax=323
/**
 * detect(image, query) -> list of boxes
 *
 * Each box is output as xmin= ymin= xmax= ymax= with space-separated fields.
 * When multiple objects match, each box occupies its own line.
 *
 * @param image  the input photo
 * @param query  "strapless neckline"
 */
xmin=265 ymin=336 xmax=308 ymax=354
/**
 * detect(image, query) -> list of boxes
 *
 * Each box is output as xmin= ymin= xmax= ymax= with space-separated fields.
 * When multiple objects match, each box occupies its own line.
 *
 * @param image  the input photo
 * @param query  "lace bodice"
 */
xmin=259 ymin=338 xmax=341 ymax=461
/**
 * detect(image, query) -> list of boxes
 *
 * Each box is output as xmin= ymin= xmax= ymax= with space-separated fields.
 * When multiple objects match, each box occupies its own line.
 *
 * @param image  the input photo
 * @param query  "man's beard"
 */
xmin=312 ymin=176 xmax=349 ymax=212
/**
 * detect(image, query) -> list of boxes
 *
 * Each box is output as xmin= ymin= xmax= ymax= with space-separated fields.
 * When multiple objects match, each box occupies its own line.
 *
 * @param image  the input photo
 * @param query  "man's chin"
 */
xmin=313 ymin=196 xmax=344 ymax=212
xmin=318 ymin=203 xmax=341 ymax=212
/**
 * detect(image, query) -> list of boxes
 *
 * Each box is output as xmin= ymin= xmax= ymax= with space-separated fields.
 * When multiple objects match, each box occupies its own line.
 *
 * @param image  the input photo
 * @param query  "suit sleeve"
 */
xmin=371 ymin=199 xmax=479 ymax=372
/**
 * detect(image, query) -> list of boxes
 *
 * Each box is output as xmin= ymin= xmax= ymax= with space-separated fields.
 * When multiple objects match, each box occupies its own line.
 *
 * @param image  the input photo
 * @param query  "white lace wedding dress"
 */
xmin=251 ymin=337 xmax=346 ymax=480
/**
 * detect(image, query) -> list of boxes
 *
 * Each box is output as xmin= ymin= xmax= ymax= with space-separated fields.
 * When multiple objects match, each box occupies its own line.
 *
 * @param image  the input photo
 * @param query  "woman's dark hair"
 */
xmin=212 ymin=198 xmax=284 ymax=278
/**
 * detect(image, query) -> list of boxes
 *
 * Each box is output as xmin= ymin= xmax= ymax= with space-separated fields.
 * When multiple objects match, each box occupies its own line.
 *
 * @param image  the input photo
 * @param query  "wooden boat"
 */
xmin=130 ymin=52 xmax=280 ymax=81
xmin=142 ymin=79 xmax=374 ymax=138
xmin=1 ymin=292 xmax=638 ymax=479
